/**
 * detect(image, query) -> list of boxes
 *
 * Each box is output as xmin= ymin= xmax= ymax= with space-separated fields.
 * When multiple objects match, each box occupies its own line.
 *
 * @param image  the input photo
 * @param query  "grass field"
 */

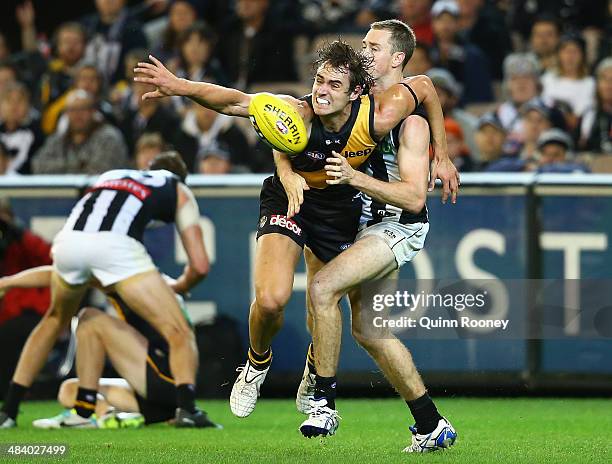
xmin=1 ymin=398 xmax=610 ymax=463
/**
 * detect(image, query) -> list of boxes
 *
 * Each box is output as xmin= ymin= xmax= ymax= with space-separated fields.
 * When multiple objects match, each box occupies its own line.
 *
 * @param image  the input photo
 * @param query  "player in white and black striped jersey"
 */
xmin=299 ymin=21 xmax=459 ymax=452
xmin=0 ymin=152 xmax=215 ymax=430
xmin=360 ymin=105 xmax=429 ymax=229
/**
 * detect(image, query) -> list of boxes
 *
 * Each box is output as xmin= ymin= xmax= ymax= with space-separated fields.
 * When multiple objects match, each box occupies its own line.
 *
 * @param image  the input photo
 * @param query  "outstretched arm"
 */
xmin=134 ymin=55 xmax=253 ymax=117
xmin=134 ymin=55 xmax=308 ymax=119
xmin=0 ymin=265 xmax=54 ymax=295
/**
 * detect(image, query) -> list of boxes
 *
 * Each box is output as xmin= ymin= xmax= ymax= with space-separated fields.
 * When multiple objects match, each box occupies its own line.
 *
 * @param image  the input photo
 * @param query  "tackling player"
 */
xmin=133 ymin=41 xmax=451 ymax=419
xmin=0 ymin=152 xmax=213 ymax=428
xmin=294 ymin=21 xmax=457 ymax=452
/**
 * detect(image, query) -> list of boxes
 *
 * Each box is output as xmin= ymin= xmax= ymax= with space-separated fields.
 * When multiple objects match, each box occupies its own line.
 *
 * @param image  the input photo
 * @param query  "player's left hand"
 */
xmin=325 ymin=151 xmax=354 ymax=185
xmin=429 ymin=157 xmax=460 ymax=204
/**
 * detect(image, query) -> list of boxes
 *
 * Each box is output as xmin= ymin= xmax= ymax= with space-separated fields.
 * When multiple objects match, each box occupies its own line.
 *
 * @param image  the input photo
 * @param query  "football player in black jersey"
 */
xmin=0 ymin=153 xmax=214 ymax=429
xmin=133 ymin=41 xmax=451 ymax=418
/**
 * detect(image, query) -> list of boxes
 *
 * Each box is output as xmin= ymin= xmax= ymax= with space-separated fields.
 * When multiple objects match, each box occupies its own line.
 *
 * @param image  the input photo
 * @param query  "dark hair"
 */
xmin=177 ymin=21 xmax=217 ymax=69
xmin=314 ymin=40 xmax=374 ymax=94
xmin=531 ymin=14 xmax=562 ymax=36
xmin=149 ymin=151 xmax=188 ymax=182
xmin=370 ymin=19 xmax=417 ymax=67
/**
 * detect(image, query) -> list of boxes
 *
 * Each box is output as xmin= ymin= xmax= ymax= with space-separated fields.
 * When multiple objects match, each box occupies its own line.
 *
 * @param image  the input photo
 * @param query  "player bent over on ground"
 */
xmin=0 ymin=153 xmax=215 ymax=429
xmin=133 ymin=39 xmax=450 ymax=418
xmin=0 ymin=264 xmax=214 ymax=429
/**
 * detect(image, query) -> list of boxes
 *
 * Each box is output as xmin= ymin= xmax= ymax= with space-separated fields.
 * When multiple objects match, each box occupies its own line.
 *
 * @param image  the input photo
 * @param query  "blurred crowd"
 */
xmin=0 ymin=0 xmax=610 ymax=176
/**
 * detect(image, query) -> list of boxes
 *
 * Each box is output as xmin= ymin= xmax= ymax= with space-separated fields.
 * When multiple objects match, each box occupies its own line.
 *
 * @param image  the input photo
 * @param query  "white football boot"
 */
xmin=403 ymin=417 xmax=457 ymax=453
xmin=0 ymin=411 xmax=16 ymax=428
xmin=296 ymin=362 xmax=316 ymax=414
xmin=229 ymin=361 xmax=270 ymax=418
xmin=32 ymin=409 xmax=97 ymax=429
xmin=299 ymin=398 xmax=340 ymax=438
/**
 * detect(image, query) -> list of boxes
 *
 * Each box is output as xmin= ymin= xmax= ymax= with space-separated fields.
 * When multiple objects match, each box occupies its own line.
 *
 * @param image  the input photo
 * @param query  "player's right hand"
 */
xmin=279 ymin=172 xmax=309 ymax=219
xmin=134 ymin=55 xmax=183 ymax=100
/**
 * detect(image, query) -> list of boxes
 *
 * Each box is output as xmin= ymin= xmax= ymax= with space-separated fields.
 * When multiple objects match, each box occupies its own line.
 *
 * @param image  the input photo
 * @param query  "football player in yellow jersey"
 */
xmin=292 ymin=21 xmax=457 ymax=450
xmin=134 ymin=40 xmax=451 ymax=418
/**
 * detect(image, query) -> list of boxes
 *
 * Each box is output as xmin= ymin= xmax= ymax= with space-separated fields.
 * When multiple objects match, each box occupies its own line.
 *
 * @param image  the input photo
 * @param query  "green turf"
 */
xmin=1 ymin=398 xmax=610 ymax=463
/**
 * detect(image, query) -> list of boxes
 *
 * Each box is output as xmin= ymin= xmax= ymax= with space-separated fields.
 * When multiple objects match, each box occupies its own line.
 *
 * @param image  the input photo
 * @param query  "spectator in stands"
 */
xmin=134 ymin=132 xmax=166 ymax=170
xmin=215 ymin=0 xmax=298 ymax=89
xmin=81 ymin=0 xmax=148 ymax=84
xmin=0 ymin=83 xmax=43 ymax=175
xmin=456 ymin=0 xmax=511 ymax=80
xmin=0 ymin=199 xmax=52 ymax=395
xmin=474 ymin=112 xmax=522 ymax=171
xmin=510 ymin=0 xmax=608 ymax=44
xmin=198 ymin=143 xmax=233 ymax=174
xmin=151 ymin=0 xmax=199 ymax=61
xmin=170 ymin=22 xmax=228 ymax=115
xmin=427 ymin=68 xmax=478 ymax=158
xmin=496 ymin=53 xmax=541 ymax=134
xmin=115 ymin=73 xmax=180 ymax=154
xmin=514 ymin=100 xmax=553 ymax=159
xmin=0 ymin=65 xmax=18 ymax=100
xmin=445 ymin=118 xmax=474 ymax=171
xmin=541 ymin=34 xmax=596 ymax=118
xmin=536 ymin=128 xmax=589 ymax=173
xmin=429 ymin=0 xmax=493 ymax=103
xmin=405 ymin=43 xmax=433 ymax=76
xmin=527 ymin=15 xmax=561 ymax=73
xmin=43 ymin=64 xmax=114 ymax=135
xmin=109 ymin=48 xmax=148 ymax=107
xmin=38 ymin=23 xmax=87 ymax=119
xmin=396 ymin=0 xmax=435 ymax=45
xmin=175 ymin=102 xmax=250 ymax=172
xmin=299 ymin=0 xmax=362 ymax=33
xmin=32 ymin=89 xmax=128 ymax=174
xmin=579 ymin=58 xmax=612 ymax=154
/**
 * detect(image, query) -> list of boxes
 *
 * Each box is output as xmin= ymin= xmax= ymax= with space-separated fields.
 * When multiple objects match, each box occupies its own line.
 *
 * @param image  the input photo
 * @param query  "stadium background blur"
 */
xmin=0 ymin=0 xmax=611 ymax=401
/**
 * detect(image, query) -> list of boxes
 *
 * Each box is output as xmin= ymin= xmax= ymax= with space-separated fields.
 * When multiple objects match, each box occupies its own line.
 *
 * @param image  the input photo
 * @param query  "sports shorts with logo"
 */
xmin=357 ymin=221 xmax=429 ymax=268
xmin=257 ymin=175 xmax=362 ymax=263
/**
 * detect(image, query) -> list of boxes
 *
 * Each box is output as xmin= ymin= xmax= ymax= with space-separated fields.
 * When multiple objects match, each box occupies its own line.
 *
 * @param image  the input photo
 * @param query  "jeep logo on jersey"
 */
xmin=306 ymin=151 xmax=326 ymax=160
xmin=343 ymin=148 xmax=372 ymax=158
xmin=270 ymin=214 xmax=302 ymax=236
xmin=264 ymin=104 xmax=302 ymax=145
xmin=275 ymin=120 xmax=288 ymax=135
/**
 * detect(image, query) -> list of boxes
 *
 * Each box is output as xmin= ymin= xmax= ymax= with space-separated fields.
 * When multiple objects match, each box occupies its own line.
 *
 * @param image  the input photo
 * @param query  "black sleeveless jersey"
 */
xmin=64 ymin=169 xmax=178 ymax=243
xmin=276 ymin=94 xmax=379 ymax=200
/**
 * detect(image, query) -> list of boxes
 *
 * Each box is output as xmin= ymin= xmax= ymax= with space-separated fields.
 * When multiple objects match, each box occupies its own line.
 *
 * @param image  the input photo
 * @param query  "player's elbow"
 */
xmin=190 ymin=258 xmax=209 ymax=280
xmin=398 ymin=186 xmax=426 ymax=214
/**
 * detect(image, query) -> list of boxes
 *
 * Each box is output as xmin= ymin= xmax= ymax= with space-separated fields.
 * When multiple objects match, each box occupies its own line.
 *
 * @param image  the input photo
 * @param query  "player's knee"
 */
xmin=57 ymin=379 xmax=78 ymax=407
xmin=309 ymin=278 xmax=339 ymax=312
xmin=161 ymin=322 xmax=193 ymax=349
xmin=255 ymin=287 xmax=290 ymax=317
xmin=75 ymin=307 xmax=104 ymax=337
xmin=351 ymin=324 xmax=379 ymax=352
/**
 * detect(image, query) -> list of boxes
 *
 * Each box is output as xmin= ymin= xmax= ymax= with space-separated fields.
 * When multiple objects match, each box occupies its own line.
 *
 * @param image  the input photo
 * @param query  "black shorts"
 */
xmin=135 ymin=344 xmax=176 ymax=424
xmin=256 ymin=176 xmax=362 ymax=263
